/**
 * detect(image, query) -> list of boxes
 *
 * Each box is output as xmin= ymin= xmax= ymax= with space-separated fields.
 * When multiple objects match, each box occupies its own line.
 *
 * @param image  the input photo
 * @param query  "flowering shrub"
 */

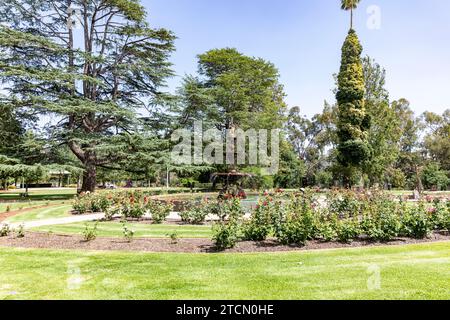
xmin=148 ymin=201 xmax=172 ymax=224
xmin=180 ymin=199 xmax=210 ymax=224
xmin=428 ymin=201 xmax=450 ymax=232
xmin=242 ymin=198 xmax=273 ymax=241
xmin=0 ymin=224 xmax=11 ymax=237
xmin=335 ymin=218 xmax=360 ymax=243
xmin=400 ymin=203 xmax=432 ymax=239
xmin=212 ymin=220 xmax=240 ymax=250
xmin=361 ymin=196 xmax=401 ymax=242
xmin=72 ymin=191 xmax=173 ymax=223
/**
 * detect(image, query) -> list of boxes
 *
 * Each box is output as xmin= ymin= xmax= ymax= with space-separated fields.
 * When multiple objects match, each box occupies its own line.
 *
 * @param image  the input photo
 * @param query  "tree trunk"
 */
xmin=350 ymin=8 xmax=353 ymax=29
xmin=81 ymin=160 xmax=97 ymax=193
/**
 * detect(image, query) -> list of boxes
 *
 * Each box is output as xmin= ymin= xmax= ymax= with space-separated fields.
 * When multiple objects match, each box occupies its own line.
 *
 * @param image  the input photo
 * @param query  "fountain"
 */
xmin=211 ymin=170 xmax=254 ymax=200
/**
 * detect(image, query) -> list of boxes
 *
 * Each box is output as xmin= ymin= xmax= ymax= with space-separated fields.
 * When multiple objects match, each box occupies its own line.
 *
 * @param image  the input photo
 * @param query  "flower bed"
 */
xmin=72 ymin=190 xmax=172 ymax=223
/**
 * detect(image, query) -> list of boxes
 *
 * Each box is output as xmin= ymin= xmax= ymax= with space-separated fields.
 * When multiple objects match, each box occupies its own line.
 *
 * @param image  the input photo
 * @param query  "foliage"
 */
xmin=242 ymin=197 xmax=273 ymax=241
xmin=16 ymin=224 xmax=25 ymax=238
xmin=83 ymin=222 xmax=98 ymax=242
xmin=72 ymin=190 xmax=173 ymax=222
xmin=167 ymin=231 xmax=179 ymax=244
xmin=422 ymin=163 xmax=449 ymax=191
xmin=122 ymin=222 xmax=135 ymax=242
xmin=335 ymin=218 xmax=360 ymax=243
xmin=0 ymin=224 xmax=11 ymax=237
xmin=148 ymin=201 xmax=172 ymax=224
xmin=0 ymin=0 xmax=176 ymax=192
xmin=212 ymin=221 xmax=240 ymax=250
xmin=336 ymin=29 xmax=370 ymax=182
xmin=180 ymin=199 xmax=210 ymax=224
xmin=400 ymin=203 xmax=432 ymax=239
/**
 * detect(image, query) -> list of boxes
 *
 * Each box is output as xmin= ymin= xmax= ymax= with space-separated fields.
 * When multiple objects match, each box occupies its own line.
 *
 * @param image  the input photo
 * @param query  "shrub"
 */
xmin=212 ymin=198 xmax=244 ymax=221
xmin=428 ymin=201 xmax=450 ymax=232
xmin=212 ymin=221 xmax=240 ymax=250
xmin=180 ymin=199 xmax=210 ymax=224
xmin=104 ymin=205 xmax=121 ymax=221
xmin=122 ymin=202 xmax=146 ymax=219
xmin=16 ymin=224 xmax=25 ymax=238
xmin=316 ymin=221 xmax=337 ymax=242
xmin=361 ymin=197 xmax=400 ymax=242
xmin=327 ymin=189 xmax=362 ymax=218
xmin=277 ymin=218 xmax=310 ymax=246
xmin=72 ymin=196 xmax=90 ymax=214
xmin=0 ymin=224 xmax=11 ymax=237
xmin=122 ymin=222 xmax=135 ymax=242
xmin=148 ymin=201 xmax=172 ymax=224
xmin=5 ymin=205 xmax=11 ymax=212
xmin=83 ymin=222 xmax=98 ymax=242
xmin=401 ymin=204 xmax=432 ymax=239
xmin=242 ymin=199 xmax=273 ymax=241
xmin=167 ymin=231 xmax=179 ymax=244
xmin=335 ymin=218 xmax=360 ymax=243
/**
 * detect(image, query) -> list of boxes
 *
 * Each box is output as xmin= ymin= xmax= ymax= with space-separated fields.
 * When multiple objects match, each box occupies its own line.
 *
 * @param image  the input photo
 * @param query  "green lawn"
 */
xmin=0 ymin=241 xmax=449 ymax=299
xmin=33 ymin=221 xmax=213 ymax=238
xmin=0 ymin=188 xmax=77 ymax=201
xmin=0 ymin=201 xmax=60 ymax=214
xmin=5 ymin=204 xmax=72 ymax=223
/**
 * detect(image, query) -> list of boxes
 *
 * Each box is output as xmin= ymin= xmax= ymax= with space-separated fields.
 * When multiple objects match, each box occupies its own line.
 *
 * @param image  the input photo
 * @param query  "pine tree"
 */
xmin=0 ymin=0 xmax=175 ymax=192
xmin=336 ymin=29 xmax=371 ymax=185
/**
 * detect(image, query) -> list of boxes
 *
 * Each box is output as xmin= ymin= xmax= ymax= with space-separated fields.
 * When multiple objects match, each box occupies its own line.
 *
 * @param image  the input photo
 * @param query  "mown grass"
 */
xmin=5 ymin=204 xmax=72 ymax=223
xmin=0 ymin=201 xmax=63 ymax=214
xmin=33 ymin=221 xmax=212 ymax=238
xmin=0 ymin=188 xmax=77 ymax=201
xmin=0 ymin=242 xmax=449 ymax=300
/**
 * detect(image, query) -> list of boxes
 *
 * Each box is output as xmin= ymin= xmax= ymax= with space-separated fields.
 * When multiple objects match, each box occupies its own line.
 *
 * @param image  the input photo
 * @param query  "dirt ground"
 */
xmin=0 ymin=231 xmax=449 ymax=253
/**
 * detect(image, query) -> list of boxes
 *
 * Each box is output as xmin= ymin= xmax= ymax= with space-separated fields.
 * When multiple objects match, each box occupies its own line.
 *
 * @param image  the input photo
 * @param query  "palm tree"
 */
xmin=341 ymin=0 xmax=361 ymax=29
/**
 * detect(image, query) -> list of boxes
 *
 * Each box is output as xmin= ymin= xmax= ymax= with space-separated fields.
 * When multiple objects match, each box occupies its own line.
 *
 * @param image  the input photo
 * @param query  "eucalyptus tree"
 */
xmin=0 ymin=0 xmax=175 ymax=192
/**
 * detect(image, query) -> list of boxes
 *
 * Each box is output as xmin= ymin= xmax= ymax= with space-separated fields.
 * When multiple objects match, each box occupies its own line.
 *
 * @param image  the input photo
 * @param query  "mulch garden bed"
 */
xmin=0 ymin=231 xmax=449 ymax=253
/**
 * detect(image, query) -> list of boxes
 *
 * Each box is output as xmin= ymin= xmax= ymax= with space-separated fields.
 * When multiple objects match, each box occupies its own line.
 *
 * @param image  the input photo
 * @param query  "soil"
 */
xmin=0 ymin=231 xmax=448 ymax=254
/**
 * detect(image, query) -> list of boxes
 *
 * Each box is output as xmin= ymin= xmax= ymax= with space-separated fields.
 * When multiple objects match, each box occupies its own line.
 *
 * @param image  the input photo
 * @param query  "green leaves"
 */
xmin=336 ymin=29 xmax=370 ymax=175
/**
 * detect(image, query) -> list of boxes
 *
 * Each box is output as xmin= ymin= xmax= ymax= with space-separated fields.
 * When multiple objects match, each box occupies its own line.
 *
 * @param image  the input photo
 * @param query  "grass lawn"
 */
xmin=33 ymin=221 xmax=213 ymax=238
xmin=0 ymin=201 xmax=63 ymax=214
xmin=5 ymin=204 xmax=72 ymax=223
xmin=0 ymin=241 xmax=449 ymax=300
xmin=0 ymin=188 xmax=77 ymax=201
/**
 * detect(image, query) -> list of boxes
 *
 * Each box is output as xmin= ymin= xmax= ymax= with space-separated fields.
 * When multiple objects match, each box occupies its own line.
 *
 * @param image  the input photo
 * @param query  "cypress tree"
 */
xmin=336 ymin=29 xmax=371 ymax=185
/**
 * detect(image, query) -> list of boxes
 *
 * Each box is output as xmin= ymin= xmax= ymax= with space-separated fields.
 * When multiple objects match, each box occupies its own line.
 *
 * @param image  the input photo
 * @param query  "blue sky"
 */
xmin=144 ymin=0 xmax=450 ymax=117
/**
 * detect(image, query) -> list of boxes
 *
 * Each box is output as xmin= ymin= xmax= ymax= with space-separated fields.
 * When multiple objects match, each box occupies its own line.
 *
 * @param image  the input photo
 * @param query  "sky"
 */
xmin=143 ymin=0 xmax=450 ymax=118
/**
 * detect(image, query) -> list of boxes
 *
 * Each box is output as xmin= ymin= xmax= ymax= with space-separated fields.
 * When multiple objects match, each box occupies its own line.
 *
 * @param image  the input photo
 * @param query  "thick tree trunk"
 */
xmin=81 ymin=160 xmax=97 ymax=193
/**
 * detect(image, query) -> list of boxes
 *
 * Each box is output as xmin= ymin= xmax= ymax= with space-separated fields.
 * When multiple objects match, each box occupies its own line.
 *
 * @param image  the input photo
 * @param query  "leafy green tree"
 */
xmin=422 ymin=163 xmax=449 ymax=191
xmin=0 ymin=0 xmax=175 ymax=192
xmin=336 ymin=29 xmax=370 ymax=185
xmin=392 ymin=99 xmax=424 ymax=190
xmin=274 ymin=140 xmax=305 ymax=188
xmin=361 ymin=57 xmax=402 ymax=186
xmin=422 ymin=110 xmax=450 ymax=171
xmin=341 ymin=0 xmax=362 ymax=29
xmin=191 ymin=48 xmax=287 ymax=131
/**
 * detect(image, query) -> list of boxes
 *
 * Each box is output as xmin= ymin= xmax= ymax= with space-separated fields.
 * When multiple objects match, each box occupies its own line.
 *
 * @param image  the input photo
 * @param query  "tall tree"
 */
xmin=362 ymin=57 xmax=402 ymax=186
xmin=421 ymin=110 xmax=450 ymax=171
xmin=336 ymin=29 xmax=370 ymax=185
xmin=0 ymin=0 xmax=175 ymax=192
xmin=193 ymin=48 xmax=286 ymax=131
xmin=341 ymin=0 xmax=362 ymax=30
